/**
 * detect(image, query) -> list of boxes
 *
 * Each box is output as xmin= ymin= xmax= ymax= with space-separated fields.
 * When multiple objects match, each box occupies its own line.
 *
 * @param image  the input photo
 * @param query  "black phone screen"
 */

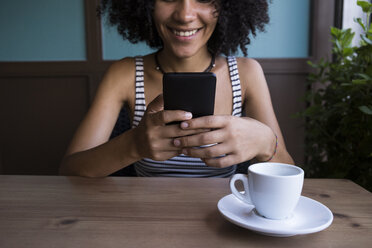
xmin=163 ymin=72 xmax=216 ymax=119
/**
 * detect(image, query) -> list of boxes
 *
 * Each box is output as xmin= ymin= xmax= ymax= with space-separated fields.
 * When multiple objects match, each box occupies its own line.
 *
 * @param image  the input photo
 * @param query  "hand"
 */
xmin=173 ymin=115 xmax=276 ymax=167
xmin=133 ymin=94 xmax=210 ymax=161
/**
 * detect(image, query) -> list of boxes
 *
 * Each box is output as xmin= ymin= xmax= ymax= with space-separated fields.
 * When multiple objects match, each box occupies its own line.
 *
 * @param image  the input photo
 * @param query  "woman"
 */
xmin=59 ymin=0 xmax=294 ymax=177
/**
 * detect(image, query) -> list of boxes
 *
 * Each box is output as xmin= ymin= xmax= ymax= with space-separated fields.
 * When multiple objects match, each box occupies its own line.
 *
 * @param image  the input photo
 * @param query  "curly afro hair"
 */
xmin=98 ymin=0 xmax=270 ymax=56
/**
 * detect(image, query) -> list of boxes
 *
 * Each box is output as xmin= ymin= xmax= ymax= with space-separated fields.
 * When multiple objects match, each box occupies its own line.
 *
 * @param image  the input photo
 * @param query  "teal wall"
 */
xmin=0 ymin=0 xmax=310 ymax=61
xmin=102 ymin=0 xmax=310 ymax=59
xmin=0 ymin=0 xmax=86 ymax=61
xmin=247 ymin=0 xmax=310 ymax=58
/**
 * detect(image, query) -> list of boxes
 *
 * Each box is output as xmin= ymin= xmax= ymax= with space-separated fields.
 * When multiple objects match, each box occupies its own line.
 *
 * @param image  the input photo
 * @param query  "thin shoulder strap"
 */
xmin=133 ymin=57 xmax=146 ymax=128
xmin=227 ymin=56 xmax=242 ymax=117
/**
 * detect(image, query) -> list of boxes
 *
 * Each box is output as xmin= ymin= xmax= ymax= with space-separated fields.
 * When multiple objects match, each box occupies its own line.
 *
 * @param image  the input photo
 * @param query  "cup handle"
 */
xmin=229 ymin=174 xmax=253 ymax=205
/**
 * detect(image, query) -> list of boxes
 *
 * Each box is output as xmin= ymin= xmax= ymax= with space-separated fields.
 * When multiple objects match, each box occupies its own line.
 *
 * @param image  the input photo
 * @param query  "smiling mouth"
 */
xmin=170 ymin=28 xmax=201 ymax=37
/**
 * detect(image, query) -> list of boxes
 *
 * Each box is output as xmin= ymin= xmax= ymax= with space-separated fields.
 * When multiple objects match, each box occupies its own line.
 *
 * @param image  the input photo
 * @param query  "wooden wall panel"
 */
xmin=265 ymin=73 xmax=307 ymax=165
xmin=0 ymin=77 xmax=89 ymax=175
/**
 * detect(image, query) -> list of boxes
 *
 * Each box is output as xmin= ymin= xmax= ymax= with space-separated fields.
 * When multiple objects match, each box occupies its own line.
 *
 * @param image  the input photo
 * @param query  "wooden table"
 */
xmin=0 ymin=176 xmax=371 ymax=248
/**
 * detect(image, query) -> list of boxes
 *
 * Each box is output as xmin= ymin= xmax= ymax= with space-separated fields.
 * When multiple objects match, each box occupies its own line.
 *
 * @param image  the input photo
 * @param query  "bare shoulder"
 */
xmin=235 ymin=57 xmax=264 ymax=80
xmin=235 ymin=57 xmax=267 ymax=99
xmin=100 ymin=57 xmax=136 ymax=100
xmin=86 ymin=56 xmax=138 ymax=123
xmin=106 ymin=57 xmax=136 ymax=78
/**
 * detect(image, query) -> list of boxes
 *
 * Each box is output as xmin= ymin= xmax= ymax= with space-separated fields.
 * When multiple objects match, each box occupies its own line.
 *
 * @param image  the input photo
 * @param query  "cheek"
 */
xmin=152 ymin=13 xmax=167 ymax=38
xmin=210 ymin=20 xmax=217 ymax=31
xmin=205 ymin=18 xmax=218 ymax=37
xmin=152 ymin=3 xmax=171 ymax=27
xmin=201 ymin=10 xmax=218 ymax=30
xmin=152 ymin=9 xmax=163 ymax=26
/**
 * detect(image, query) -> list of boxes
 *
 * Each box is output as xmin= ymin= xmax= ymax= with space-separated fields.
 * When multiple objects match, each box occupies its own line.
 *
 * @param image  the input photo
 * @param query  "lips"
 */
xmin=170 ymin=28 xmax=201 ymax=37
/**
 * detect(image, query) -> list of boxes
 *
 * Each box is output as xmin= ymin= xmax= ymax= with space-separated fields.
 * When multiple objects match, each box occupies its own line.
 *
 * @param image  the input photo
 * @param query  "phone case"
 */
xmin=163 ymin=72 xmax=216 ymax=120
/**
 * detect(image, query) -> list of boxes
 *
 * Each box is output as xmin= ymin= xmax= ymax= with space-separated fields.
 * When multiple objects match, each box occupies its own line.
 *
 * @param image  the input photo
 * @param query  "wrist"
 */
xmin=120 ymin=128 xmax=142 ymax=163
xmin=256 ymin=128 xmax=277 ymax=162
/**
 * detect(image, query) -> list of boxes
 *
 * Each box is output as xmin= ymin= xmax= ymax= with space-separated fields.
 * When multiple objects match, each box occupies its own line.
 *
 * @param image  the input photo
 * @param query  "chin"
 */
xmin=169 ymin=46 xmax=202 ymax=59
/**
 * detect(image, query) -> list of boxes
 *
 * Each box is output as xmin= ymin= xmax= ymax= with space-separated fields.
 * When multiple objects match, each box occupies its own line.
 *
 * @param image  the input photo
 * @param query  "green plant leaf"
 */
xmin=303 ymin=105 xmax=322 ymax=117
xmin=354 ymin=79 xmax=369 ymax=85
xmin=307 ymin=60 xmax=318 ymax=68
xmin=359 ymin=105 xmax=372 ymax=115
xmin=357 ymin=0 xmax=372 ymax=13
xmin=299 ymin=0 xmax=372 ymax=192
xmin=335 ymin=39 xmax=343 ymax=52
xmin=356 ymin=73 xmax=372 ymax=80
xmin=341 ymin=29 xmax=355 ymax=47
xmin=355 ymin=17 xmax=366 ymax=30
xmin=361 ymin=34 xmax=372 ymax=45
xmin=343 ymin=47 xmax=354 ymax=57
xmin=331 ymin=27 xmax=341 ymax=37
xmin=366 ymin=65 xmax=372 ymax=76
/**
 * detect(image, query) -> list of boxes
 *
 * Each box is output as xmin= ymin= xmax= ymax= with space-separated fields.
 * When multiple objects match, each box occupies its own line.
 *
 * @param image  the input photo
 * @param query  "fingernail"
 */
xmin=180 ymin=122 xmax=189 ymax=129
xmin=173 ymin=139 xmax=181 ymax=147
xmin=184 ymin=112 xmax=192 ymax=119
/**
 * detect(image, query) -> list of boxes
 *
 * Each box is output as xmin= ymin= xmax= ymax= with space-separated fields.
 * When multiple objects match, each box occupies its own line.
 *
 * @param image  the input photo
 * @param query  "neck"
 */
xmin=156 ymin=48 xmax=213 ymax=73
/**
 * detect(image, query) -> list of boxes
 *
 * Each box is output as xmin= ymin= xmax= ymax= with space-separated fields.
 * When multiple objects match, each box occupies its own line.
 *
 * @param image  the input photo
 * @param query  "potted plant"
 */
xmin=298 ymin=0 xmax=372 ymax=191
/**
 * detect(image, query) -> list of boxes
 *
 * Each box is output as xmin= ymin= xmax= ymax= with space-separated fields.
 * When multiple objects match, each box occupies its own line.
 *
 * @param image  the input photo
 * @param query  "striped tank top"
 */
xmin=132 ymin=56 xmax=242 ymax=177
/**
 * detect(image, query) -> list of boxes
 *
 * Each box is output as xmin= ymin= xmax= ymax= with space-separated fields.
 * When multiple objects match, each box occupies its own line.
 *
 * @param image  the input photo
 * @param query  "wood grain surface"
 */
xmin=0 ymin=176 xmax=371 ymax=248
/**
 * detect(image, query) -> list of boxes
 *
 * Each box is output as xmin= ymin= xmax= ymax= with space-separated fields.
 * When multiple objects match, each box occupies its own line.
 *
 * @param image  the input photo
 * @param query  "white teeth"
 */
xmin=173 ymin=29 xmax=198 ymax=37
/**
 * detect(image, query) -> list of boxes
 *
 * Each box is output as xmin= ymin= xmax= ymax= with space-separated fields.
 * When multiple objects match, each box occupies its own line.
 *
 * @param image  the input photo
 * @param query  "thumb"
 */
xmin=146 ymin=94 xmax=164 ymax=114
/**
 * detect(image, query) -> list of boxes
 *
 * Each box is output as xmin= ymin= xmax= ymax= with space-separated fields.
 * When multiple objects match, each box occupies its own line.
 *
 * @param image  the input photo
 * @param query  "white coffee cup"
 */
xmin=230 ymin=162 xmax=304 ymax=220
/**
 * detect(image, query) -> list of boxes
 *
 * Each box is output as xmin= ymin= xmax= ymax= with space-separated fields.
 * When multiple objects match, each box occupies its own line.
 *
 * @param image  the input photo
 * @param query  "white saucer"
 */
xmin=217 ymin=194 xmax=333 ymax=237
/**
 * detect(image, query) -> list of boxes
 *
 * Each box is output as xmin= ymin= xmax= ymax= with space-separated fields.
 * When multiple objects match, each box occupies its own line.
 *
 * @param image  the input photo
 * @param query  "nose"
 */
xmin=173 ymin=0 xmax=196 ymax=23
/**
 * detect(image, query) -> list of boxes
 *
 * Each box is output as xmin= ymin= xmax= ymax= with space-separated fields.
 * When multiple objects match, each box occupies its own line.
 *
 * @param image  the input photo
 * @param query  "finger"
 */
xmin=182 ymin=143 xmax=230 ymax=159
xmin=149 ymin=151 xmax=181 ymax=161
xmin=146 ymin=94 xmax=164 ymax=114
xmin=180 ymin=115 xmax=230 ymax=129
xmin=174 ymin=129 xmax=225 ymax=148
xmin=150 ymin=110 xmax=192 ymax=126
xmin=203 ymin=155 xmax=237 ymax=168
xmin=162 ymin=126 xmax=211 ymax=139
xmin=151 ymin=138 xmax=184 ymax=152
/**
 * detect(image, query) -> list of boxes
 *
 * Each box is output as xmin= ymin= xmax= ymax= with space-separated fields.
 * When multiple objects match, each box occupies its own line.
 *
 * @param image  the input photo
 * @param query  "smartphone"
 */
xmin=163 ymin=72 xmax=216 ymax=124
